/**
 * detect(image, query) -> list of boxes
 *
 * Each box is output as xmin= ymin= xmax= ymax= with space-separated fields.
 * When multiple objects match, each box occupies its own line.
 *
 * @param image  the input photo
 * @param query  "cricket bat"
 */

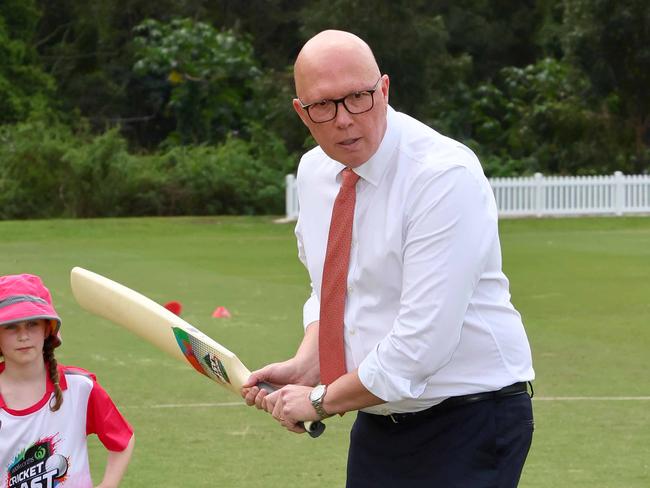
xmin=69 ymin=266 xmax=325 ymax=438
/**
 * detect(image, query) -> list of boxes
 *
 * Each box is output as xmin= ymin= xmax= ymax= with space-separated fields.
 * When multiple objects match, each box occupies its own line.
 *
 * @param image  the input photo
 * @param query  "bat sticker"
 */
xmin=172 ymin=327 xmax=230 ymax=385
xmin=203 ymin=352 xmax=230 ymax=385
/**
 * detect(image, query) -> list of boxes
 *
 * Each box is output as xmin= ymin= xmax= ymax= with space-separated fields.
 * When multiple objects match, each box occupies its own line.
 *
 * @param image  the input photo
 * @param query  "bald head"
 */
xmin=294 ymin=30 xmax=380 ymax=97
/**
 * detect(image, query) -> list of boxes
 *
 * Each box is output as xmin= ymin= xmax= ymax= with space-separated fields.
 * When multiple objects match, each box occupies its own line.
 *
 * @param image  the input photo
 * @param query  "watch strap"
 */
xmin=311 ymin=385 xmax=331 ymax=419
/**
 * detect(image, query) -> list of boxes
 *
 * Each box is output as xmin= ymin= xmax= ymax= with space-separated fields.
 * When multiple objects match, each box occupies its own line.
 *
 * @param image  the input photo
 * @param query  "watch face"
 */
xmin=310 ymin=384 xmax=326 ymax=402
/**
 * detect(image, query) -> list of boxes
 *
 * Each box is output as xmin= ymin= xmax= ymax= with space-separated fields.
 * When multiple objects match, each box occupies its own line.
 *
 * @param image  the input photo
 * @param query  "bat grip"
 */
xmin=258 ymin=381 xmax=326 ymax=438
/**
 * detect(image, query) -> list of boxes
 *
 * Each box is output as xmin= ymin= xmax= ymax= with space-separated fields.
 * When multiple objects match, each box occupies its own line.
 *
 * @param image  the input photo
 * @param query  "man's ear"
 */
xmin=293 ymin=98 xmax=311 ymax=127
xmin=380 ymin=75 xmax=390 ymax=104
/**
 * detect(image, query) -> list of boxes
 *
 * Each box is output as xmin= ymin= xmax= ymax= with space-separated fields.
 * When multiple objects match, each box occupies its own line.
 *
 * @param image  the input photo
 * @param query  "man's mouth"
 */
xmin=338 ymin=137 xmax=361 ymax=147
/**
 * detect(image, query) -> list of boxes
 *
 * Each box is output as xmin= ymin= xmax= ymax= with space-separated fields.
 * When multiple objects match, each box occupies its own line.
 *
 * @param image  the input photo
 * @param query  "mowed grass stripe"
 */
xmin=119 ymin=396 xmax=650 ymax=410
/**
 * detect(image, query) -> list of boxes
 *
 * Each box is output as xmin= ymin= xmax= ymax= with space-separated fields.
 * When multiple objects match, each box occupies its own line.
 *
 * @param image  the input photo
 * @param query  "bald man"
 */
xmin=243 ymin=30 xmax=535 ymax=487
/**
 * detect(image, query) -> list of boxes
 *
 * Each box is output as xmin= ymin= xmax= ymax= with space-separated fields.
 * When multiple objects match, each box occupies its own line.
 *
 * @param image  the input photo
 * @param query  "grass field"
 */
xmin=1 ymin=216 xmax=649 ymax=487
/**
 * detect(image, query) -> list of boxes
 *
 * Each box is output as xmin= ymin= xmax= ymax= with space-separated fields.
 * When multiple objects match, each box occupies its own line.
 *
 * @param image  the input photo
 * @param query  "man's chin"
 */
xmin=328 ymin=149 xmax=369 ymax=168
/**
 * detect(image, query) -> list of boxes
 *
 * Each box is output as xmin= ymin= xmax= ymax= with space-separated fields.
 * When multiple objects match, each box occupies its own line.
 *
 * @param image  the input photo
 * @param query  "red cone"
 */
xmin=211 ymin=306 xmax=231 ymax=318
xmin=164 ymin=301 xmax=182 ymax=316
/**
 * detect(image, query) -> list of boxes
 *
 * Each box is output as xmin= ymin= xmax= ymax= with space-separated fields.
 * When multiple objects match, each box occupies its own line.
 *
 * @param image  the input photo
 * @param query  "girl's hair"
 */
xmin=43 ymin=334 xmax=63 ymax=412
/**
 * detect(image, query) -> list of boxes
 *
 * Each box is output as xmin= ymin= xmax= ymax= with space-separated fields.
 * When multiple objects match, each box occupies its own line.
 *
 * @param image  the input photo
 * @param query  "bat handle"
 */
xmin=258 ymin=381 xmax=326 ymax=438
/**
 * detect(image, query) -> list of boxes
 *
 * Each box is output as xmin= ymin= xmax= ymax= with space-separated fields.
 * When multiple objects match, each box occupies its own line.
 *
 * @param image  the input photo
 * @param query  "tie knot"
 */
xmin=341 ymin=168 xmax=360 ymax=189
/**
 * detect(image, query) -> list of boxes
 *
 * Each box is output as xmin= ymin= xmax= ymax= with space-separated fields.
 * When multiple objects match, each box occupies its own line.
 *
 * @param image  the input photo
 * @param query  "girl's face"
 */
xmin=0 ymin=319 xmax=48 ymax=365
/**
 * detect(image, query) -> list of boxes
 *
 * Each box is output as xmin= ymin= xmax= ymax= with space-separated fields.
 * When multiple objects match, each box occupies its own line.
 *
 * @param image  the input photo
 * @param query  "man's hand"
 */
xmin=264 ymin=384 xmax=321 ymax=433
xmin=241 ymin=359 xmax=302 ymax=410
xmin=240 ymin=323 xmax=324 ymax=433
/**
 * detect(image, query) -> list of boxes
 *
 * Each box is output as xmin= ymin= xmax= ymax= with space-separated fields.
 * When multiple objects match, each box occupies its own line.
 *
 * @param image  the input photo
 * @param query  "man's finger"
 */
xmin=285 ymin=420 xmax=307 ymax=434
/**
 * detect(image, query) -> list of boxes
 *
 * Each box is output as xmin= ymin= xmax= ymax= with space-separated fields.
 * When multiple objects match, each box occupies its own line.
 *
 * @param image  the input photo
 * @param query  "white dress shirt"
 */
xmin=295 ymin=106 xmax=534 ymax=415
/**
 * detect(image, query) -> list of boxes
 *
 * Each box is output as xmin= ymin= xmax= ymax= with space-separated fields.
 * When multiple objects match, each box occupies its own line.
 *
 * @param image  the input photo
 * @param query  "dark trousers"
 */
xmin=346 ymin=392 xmax=534 ymax=488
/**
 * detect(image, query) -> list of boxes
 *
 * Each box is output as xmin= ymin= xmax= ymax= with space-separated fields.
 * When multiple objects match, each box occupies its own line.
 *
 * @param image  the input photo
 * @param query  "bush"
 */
xmin=0 ymin=118 xmax=75 ymax=218
xmin=0 ymin=119 xmax=295 ymax=219
xmin=61 ymin=128 xmax=136 ymax=217
xmin=439 ymin=58 xmax=639 ymax=176
xmin=139 ymin=126 xmax=295 ymax=216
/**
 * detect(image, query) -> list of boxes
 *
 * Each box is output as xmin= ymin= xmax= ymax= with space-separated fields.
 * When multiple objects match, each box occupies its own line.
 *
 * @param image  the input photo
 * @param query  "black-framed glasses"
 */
xmin=298 ymin=77 xmax=382 ymax=123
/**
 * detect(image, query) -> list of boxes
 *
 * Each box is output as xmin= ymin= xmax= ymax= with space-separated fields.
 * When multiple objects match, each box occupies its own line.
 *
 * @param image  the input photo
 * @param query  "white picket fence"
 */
xmin=285 ymin=172 xmax=650 ymax=220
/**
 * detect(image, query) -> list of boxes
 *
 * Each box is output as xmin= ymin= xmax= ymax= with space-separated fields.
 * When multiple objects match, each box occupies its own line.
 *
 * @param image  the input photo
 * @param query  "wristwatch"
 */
xmin=309 ymin=384 xmax=331 ymax=419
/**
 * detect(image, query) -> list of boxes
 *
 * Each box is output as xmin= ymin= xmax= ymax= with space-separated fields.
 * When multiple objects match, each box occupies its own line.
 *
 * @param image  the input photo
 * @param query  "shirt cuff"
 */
xmin=302 ymin=293 xmax=320 ymax=329
xmin=358 ymin=346 xmax=428 ymax=402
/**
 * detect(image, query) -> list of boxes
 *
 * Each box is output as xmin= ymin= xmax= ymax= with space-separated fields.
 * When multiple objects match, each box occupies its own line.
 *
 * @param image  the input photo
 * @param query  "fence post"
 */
xmin=534 ymin=173 xmax=544 ymax=217
xmin=285 ymin=174 xmax=298 ymax=220
xmin=614 ymin=171 xmax=624 ymax=216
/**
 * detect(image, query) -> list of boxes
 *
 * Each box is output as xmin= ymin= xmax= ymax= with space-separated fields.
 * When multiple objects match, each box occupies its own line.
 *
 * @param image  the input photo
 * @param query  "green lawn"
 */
xmin=1 ymin=216 xmax=648 ymax=487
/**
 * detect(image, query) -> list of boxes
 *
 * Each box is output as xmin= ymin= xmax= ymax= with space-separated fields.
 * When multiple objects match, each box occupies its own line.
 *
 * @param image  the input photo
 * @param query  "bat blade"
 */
xmin=70 ymin=266 xmax=247 ymax=393
xmin=69 ymin=266 xmax=325 ymax=437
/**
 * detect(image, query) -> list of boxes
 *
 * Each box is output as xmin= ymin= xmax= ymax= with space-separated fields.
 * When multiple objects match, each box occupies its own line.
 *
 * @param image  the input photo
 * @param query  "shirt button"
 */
xmin=349 ymin=328 xmax=355 ymax=335
xmin=348 ymin=286 xmax=353 ymax=293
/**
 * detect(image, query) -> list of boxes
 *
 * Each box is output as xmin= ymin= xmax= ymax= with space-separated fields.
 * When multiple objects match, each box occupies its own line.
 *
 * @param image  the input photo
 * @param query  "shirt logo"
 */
xmin=6 ymin=436 xmax=69 ymax=488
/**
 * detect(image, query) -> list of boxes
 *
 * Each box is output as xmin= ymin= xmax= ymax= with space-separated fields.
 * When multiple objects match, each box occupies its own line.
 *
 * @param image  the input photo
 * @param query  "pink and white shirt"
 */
xmin=0 ymin=364 xmax=133 ymax=488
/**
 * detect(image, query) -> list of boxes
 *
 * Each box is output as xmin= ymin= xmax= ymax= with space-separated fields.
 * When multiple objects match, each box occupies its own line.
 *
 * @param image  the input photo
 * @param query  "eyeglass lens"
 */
xmin=309 ymin=91 xmax=374 ymax=122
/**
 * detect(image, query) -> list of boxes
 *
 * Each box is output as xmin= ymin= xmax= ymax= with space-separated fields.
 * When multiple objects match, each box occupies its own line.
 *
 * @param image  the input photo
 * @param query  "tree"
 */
xmin=132 ymin=18 xmax=261 ymax=145
xmin=433 ymin=0 xmax=544 ymax=81
xmin=205 ymin=0 xmax=308 ymax=71
xmin=563 ymin=0 xmax=650 ymax=166
xmin=34 ymin=0 xmax=210 ymax=144
xmin=0 ymin=0 xmax=57 ymax=124
xmin=466 ymin=58 xmax=635 ymax=175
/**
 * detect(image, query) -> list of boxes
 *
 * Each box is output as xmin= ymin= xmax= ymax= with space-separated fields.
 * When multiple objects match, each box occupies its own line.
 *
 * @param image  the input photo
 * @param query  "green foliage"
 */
xmin=0 ymin=119 xmax=135 ymax=218
xmin=0 ymin=118 xmax=75 ymax=218
xmin=461 ymin=58 xmax=637 ymax=176
xmin=61 ymin=128 xmax=137 ymax=217
xmin=562 ymin=0 xmax=650 ymax=161
xmin=1 ymin=1 xmax=648 ymax=220
xmin=0 ymin=120 xmax=292 ymax=219
xmin=0 ymin=0 xmax=57 ymax=124
xmin=133 ymin=18 xmax=262 ymax=145
xmin=34 ymin=0 xmax=212 ymax=141
xmin=430 ymin=0 xmax=544 ymax=80
xmin=140 ymin=126 xmax=294 ymax=216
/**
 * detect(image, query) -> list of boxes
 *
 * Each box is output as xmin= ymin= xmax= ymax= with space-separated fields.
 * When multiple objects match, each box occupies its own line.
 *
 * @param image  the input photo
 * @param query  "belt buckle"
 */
xmin=389 ymin=414 xmax=399 ymax=424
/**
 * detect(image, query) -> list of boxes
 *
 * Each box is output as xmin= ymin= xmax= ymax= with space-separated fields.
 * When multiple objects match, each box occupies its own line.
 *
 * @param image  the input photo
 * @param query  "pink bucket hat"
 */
xmin=0 ymin=274 xmax=62 ymax=348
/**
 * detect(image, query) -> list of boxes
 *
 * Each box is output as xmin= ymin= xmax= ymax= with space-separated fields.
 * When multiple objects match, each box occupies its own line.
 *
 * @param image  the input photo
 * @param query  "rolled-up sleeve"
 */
xmin=358 ymin=164 xmax=497 ymax=402
xmin=303 ymin=292 xmax=320 ymax=328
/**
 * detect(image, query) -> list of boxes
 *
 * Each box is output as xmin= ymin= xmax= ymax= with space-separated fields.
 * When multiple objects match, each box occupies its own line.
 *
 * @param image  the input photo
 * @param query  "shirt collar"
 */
xmin=352 ymin=105 xmax=400 ymax=187
xmin=0 ymin=362 xmax=68 ymax=408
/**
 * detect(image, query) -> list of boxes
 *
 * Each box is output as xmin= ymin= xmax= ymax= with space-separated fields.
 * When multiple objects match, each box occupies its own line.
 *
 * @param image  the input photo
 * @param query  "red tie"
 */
xmin=319 ymin=168 xmax=360 ymax=385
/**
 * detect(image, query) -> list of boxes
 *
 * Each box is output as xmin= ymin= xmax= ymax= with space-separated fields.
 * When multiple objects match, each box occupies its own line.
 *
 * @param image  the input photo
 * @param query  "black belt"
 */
xmin=381 ymin=382 xmax=531 ymax=424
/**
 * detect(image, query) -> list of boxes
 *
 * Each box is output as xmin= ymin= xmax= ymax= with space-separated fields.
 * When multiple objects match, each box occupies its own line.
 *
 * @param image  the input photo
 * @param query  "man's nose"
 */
xmin=333 ymin=100 xmax=354 ymax=128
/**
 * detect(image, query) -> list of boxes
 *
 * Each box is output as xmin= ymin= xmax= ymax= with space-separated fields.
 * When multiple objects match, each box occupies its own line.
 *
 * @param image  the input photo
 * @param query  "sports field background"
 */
xmin=1 ymin=216 xmax=648 ymax=487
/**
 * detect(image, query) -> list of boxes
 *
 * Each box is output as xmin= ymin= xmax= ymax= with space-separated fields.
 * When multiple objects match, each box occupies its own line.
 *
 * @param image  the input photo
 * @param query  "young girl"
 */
xmin=0 ymin=274 xmax=135 ymax=488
